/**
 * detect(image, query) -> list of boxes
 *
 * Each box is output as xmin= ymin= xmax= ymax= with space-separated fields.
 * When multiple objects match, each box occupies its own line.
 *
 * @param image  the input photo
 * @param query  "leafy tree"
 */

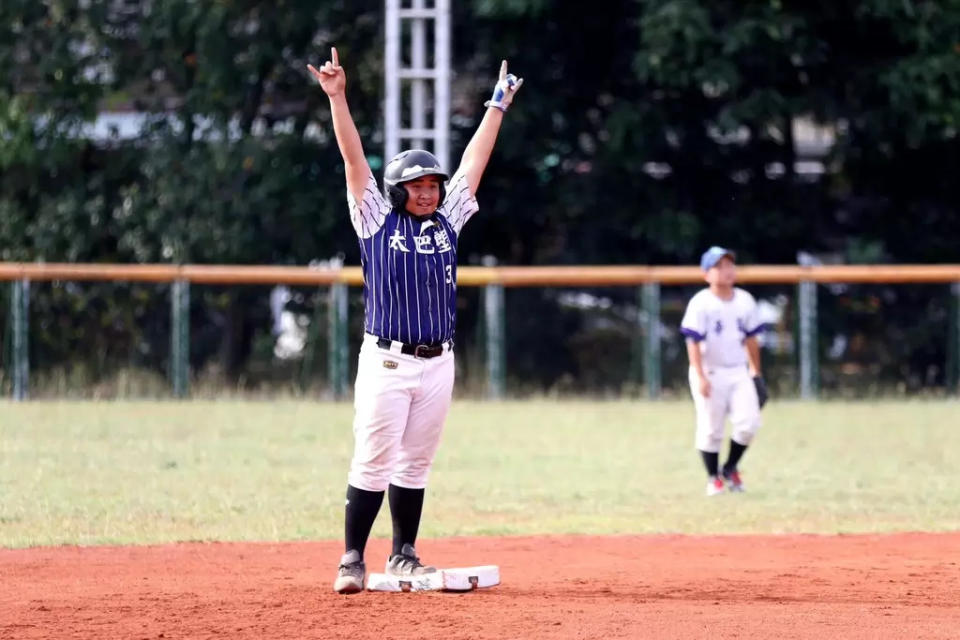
xmin=2 ymin=0 xmax=958 ymax=392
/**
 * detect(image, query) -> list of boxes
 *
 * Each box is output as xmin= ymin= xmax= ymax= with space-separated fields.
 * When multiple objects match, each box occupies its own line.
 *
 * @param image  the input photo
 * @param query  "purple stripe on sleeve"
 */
xmin=744 ymin=323 xmax=770 ymax=337
xmin=680 ymin=327 xmax=706 ymax=342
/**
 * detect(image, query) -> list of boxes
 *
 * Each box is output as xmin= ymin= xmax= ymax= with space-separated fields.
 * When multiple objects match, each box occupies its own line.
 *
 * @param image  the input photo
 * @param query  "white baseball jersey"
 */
xmin=681 ymin=287 xmax=766 ymax=453
xmin=680 ymin=288 xmax=764 ymax=369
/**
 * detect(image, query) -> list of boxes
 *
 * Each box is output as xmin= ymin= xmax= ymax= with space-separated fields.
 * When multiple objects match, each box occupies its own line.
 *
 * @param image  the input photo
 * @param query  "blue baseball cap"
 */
xmin=699 ymin=246 xmax=736 ymax=271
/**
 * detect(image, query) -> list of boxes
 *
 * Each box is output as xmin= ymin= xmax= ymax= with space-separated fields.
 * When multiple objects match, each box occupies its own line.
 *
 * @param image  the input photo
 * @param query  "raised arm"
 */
xmin=308 ymin=47 xmax=371 ymax=202
xmin=457 ymin=60 xmax=524 ymax=196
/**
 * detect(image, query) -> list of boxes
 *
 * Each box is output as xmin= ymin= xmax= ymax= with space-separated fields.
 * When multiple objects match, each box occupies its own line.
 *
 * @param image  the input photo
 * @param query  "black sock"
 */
xmin=723 ymin=440 xmax=748 ymax=474
xmin=388 ymin=484 xmax=425 ymax=556
xmin=345 ymin=485 xmax=384 ymax=557
xmin=699 ymin=450 xmax=720 ymax=477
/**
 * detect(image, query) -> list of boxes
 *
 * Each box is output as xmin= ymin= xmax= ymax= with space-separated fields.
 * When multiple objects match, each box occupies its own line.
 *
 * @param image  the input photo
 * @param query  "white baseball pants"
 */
xmin=347 ymin=333 xmax=455 ymax=492
xmin=688 ymin=365 xmax=761 ymax=453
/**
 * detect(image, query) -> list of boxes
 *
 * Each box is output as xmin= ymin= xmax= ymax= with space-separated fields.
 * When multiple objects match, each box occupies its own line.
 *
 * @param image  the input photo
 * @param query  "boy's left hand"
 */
xmin=753 ymin=376 xmax=768 ymax=409
xmin=485 ymin=60 xmax=524 ymax=112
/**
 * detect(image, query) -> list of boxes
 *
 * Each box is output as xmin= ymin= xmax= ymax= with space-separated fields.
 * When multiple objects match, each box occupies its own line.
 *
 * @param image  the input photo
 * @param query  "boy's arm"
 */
xmin=686 ymin=339 xmax=711 ymax=398
xmin=329 ymin=94 xmax=371 ymax=203
xmin=744 ymin=336 xmax=762 ymax=377
xmin=745 ymin=335 xmax=769 ymax=408
xmin=742 ymin=294 xmax=764 ymax=377
xmin=308 ymin=47 xmax=371 ymax=202
xmin=457 ymin=60 xmax=523 ymax=196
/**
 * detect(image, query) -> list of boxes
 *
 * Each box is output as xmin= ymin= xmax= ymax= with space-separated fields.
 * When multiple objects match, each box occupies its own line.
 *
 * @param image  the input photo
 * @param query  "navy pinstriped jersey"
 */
xmin=347 ymin=168 xmax=479 ymax=345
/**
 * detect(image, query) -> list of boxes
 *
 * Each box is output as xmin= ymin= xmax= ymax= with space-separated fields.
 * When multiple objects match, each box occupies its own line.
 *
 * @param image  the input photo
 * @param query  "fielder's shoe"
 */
xmin=385 ymin=543 xmax=437 ymax=577
xmin=722 ymin=467 xmax=745 ymax=493
xmin=706 ymin=475 xmax=725 ymax=497
xmin=333 ymin=549 xmax=365 ymax=594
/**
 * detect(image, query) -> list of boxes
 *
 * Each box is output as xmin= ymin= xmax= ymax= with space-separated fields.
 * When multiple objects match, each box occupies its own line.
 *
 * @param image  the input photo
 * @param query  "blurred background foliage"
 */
xmin=1 ymin=0 xmax=958 ymax=396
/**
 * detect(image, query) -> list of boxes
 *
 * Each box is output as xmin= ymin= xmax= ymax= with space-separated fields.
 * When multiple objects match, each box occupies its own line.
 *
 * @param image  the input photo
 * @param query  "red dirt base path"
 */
xmin=3 ymin=533 xmax=958 ymax=639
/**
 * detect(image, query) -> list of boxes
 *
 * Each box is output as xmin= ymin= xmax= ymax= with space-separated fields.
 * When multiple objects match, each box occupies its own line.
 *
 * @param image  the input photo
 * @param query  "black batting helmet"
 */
xmin=383 ymin=149 xmax=449 ymax=211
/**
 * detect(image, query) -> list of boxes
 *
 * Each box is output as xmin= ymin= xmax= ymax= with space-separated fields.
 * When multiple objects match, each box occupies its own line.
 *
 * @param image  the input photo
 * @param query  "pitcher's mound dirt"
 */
xmin=3 ymin=533 xmax=958 ymax=639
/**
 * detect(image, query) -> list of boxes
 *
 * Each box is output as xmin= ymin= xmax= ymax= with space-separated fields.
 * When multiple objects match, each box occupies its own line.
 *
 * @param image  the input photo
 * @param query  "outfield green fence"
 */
xmin=2 ymin=262 xmax=959 ymax=400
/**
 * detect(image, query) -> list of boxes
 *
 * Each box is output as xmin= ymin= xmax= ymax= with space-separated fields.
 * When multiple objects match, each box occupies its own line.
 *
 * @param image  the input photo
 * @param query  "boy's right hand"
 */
xmin=698 ymin=374 xmax=711 ymax=398
xmin=308 ymin=46 xmax=345 ymax=97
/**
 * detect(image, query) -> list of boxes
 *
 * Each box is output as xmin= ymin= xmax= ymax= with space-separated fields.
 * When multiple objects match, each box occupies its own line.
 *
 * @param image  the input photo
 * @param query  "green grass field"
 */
xmin=1 ymin=400 xmax=957 ymax=548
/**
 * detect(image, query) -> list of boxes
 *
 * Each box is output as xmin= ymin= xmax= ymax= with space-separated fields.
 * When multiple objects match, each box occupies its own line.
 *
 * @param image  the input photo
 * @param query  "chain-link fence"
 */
xmin=2 ymin=266 xmax=959 ymax=399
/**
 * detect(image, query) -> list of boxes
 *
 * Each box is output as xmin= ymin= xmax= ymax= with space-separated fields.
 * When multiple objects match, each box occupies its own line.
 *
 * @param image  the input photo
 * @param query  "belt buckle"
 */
xmin=414 ymin=344 xmax=432 ymax=358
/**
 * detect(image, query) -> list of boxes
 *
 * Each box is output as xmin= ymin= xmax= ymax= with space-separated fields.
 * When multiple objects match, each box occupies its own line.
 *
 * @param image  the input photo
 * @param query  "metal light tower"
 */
xmin=384 ymin=0 xmax=451 ymax=171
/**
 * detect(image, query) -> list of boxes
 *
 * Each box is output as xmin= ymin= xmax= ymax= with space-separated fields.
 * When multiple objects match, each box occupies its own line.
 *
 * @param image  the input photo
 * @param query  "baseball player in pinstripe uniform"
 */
xmin=681 ymin=247 xmax=769 ymax=496
xmin=309 ymin=47 xmax=522 ymax=594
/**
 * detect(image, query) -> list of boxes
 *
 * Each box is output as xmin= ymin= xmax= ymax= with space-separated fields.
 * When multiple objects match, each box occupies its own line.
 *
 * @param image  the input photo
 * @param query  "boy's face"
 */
xmin=705 ymin=255 xmax=737 ymax=287
xmin=402 ymin=176 xmax=442 ymax=216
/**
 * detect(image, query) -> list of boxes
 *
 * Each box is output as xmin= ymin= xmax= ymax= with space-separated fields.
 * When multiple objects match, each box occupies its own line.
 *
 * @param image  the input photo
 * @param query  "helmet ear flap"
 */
xmin=387 ymin=184 xmax=408 ymax=210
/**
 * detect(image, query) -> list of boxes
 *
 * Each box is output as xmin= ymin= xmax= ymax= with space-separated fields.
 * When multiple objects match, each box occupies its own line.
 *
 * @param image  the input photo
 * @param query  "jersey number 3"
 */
xmin=445 ymin=264 xmax=453 ymax=285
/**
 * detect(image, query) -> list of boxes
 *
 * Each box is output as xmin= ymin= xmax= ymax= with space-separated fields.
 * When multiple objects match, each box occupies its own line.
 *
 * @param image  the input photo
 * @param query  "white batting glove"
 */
xmin=484 ymin=60 xmax=524 ymax=112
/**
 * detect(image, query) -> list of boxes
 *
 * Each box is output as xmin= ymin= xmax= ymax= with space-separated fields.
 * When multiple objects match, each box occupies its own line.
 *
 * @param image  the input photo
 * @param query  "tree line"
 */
xmin=1 ymin=0 xmax=958 ymax=393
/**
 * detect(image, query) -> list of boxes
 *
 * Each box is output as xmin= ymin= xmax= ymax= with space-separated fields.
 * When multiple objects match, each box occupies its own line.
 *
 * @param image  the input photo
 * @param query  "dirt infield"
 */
xmin=2 ymin=533 xmax=958 ymax=639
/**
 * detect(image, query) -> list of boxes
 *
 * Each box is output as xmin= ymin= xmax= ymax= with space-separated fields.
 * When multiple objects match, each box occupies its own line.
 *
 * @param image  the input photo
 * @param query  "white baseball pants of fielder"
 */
xmin=688 ymin=365 xmax=761 ymax=453
xmin=347 ymin=333 xmax=455 ymax=492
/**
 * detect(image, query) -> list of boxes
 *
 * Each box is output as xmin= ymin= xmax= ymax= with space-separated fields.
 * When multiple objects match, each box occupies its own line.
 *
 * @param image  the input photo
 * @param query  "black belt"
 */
xmin=376 ymin=337 xmax=452 ymax=359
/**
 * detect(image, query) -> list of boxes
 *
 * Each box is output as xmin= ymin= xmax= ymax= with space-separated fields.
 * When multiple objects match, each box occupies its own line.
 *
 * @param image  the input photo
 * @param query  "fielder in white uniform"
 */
xmin=681 ymin=247 xmax=769 ymax=496
xmin=309 ymin=47 xmax=523 ymax=593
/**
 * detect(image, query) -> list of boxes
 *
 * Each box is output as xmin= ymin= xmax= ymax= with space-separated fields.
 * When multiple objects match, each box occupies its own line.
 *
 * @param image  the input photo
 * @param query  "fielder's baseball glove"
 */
xmin=753 ymin=376 xmax=769 ymax=409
